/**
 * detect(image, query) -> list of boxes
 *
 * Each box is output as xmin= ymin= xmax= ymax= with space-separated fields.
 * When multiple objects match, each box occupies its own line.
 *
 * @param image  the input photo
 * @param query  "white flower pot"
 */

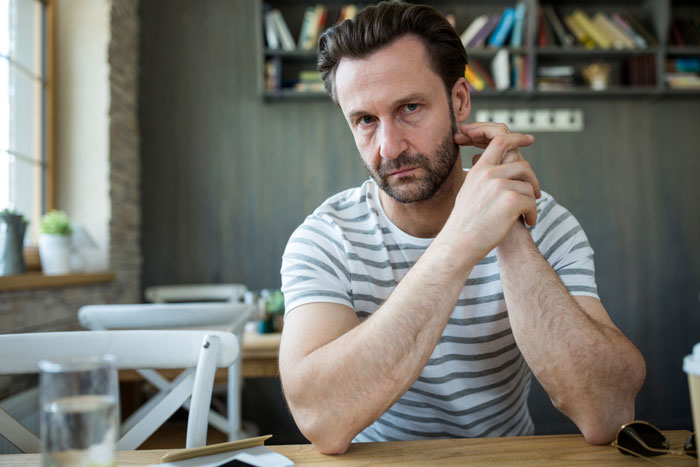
xmin=38 ymin=234 xmax=72 ymax=275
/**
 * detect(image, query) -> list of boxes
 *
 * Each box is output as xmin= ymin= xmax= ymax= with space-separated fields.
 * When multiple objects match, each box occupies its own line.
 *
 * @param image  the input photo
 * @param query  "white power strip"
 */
xmin=474 ymin=109 xmax=584 ymax=132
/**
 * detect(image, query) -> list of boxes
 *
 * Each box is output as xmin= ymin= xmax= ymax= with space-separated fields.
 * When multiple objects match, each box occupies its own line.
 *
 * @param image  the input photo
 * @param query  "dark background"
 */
xmin=140 ymin=0 xmax=700 ymax=442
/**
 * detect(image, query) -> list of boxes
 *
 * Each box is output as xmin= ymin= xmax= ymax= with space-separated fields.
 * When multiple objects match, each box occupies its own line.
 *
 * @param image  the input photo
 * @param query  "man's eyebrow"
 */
xmin=346 ymin=92 xmax=428 ymax=122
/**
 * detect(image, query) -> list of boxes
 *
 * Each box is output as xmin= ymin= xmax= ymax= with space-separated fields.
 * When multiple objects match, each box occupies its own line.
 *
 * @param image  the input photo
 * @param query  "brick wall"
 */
xmin=0 ymin=0 xmax=141 ymax=398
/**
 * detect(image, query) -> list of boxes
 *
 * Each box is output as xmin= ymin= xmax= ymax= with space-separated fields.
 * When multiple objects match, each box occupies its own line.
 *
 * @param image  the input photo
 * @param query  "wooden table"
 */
xmin=1 ymin=431 xmax=694 ymax=466
xmin=238 ymin=331 xmax=281 ymax=378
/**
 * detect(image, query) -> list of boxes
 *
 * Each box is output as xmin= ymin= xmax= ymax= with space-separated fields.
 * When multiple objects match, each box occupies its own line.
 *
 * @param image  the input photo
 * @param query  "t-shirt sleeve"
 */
xmin=281 ymin=214 xmax=354 ymax=316
xmin=530 ymin=193 xmax=599 ymax=299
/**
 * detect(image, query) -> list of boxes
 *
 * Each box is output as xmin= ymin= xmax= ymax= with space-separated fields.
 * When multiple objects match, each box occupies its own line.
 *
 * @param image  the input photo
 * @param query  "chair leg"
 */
xmin=227 ymin=361 xmax=242 ymax=441
xmin=186 ymin=334 xmax=220 ymax=448
xmin=0 ymin=407 xmax=40 ymax=453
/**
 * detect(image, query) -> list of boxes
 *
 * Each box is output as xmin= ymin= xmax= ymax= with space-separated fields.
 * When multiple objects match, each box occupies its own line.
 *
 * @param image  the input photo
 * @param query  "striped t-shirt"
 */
xmin=281 ymin=177 xmax=599 ymax=442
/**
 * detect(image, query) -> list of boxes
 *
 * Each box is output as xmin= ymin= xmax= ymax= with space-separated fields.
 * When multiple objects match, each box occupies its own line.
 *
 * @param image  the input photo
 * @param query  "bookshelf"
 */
xmin=260 ymin=0 xmax=700 ymax=99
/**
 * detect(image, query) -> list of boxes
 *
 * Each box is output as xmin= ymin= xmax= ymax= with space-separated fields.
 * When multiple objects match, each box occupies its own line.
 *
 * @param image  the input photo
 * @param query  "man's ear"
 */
xmin=451 ymin=77 xmax=470 ymax=123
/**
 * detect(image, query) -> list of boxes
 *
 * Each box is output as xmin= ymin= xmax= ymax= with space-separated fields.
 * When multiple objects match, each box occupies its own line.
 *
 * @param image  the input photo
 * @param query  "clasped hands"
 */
xmin=444 ymin=122 xmax=541 ymax=260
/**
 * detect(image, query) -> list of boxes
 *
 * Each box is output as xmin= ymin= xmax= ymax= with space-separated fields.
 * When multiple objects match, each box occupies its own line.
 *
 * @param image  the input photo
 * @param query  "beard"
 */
xmin=364 ymin=115 xmax=459 ymax=204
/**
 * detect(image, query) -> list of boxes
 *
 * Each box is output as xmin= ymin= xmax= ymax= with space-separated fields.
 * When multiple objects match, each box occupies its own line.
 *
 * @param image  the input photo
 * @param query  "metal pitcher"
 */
xmin=0 ymin=211 xmax=28 ymax=275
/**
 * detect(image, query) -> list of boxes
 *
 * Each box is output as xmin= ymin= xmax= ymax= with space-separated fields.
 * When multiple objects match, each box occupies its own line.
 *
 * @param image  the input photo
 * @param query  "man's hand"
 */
xmin=454 ymin=122 xmax=542 ymax=249
xmin=455 ymin=122 xmax=535 ymax=167
xmin=439 ymin=122 xmax=540 ymax=264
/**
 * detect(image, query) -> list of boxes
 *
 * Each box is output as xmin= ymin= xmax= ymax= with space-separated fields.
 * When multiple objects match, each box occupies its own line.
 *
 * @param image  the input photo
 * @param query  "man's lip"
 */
xmin=389 ymin=167 xmax=418 ymax=176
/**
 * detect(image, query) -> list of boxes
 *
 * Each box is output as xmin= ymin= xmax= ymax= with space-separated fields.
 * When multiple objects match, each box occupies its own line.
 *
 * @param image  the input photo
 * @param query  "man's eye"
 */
xmin=404 ymin=103 xmax=419 ymax=112
xmin=359 ymin=116 xmax=375 ymax=125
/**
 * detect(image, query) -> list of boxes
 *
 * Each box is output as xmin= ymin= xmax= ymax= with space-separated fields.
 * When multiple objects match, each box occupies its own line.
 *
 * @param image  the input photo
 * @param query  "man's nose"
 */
xmin=379 ymin=121 xmax=408 ymax=160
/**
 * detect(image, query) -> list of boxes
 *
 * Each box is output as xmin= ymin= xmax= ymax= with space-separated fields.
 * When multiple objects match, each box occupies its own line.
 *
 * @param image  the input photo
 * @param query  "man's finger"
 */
xmin=466 ymin=127 xmax=534 ymax=149
xmin=471 ymin=153 xmax=482 ymax=166
xmin=478 ymin=133 xmax=535 ymax=166
xmin=459 ymin=122 xmax=511 ymax=135
xmin=491 ymin=161 xmax=541 ymax=198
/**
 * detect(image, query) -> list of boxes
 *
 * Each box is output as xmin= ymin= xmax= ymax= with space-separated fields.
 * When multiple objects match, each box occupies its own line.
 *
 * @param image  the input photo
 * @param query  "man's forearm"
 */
xmin=496 ymin=225 xmax=645 ymax=443
xmin=283 ymin=236 xmax=479 ymax=453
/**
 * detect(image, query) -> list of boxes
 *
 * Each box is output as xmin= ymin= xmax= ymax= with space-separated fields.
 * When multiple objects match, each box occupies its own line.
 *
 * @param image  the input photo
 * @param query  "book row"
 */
xmin=264 ymin=4 xmax=357 ymax=52
xmin=669 ymin=17 xmax=700 ymax=47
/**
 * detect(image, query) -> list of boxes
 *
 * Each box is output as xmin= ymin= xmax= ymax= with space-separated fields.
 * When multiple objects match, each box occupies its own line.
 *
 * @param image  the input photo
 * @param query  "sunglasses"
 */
xmin=611 ymin=421 xmax=696 ymax=465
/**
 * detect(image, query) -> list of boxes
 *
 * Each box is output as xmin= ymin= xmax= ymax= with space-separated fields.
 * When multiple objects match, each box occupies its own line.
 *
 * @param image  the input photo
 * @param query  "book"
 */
xmin=509 ymin=3 xmax=527 ymax=48
xmin=543 ymin=4 xmax=574 ymax=47
xmin=670 ymin=19 xmax=685 ymax=47
xmin=270 ymin=9 xmax=295 ymax=51
xmin=265 ymin=58 xmax=281 ymax=91
xmin=611 ymin=12 xmax=647 ymax=48
xmin=313 ymin=5 xmax=329 ymax=45
xmin=343 ymin=5 xmax=358 ymax=21
xmin=678 ymin=18 xmax=700 ymax=46
xmin=298 ymin=6 xmax=316 ymax=50
xmin=512 ymin=54 xmax=525 ymax=89
xmin=666 ymin=72 xmax=700 ymax=89
xmin=621 ymin=11 xmax=658 ymax=46
xmin=488 ymin=7 xmax=516 ymax=47
xmin=593 ymin=12 xmax=635 ymax=49
xmin=564 ymin=14 xmax=594 ymax=48
xmin=469 ymin=58 xmax=496 ymax=88
xmin=336 ymin=4 xmax=358 ymax=24
xmin=464 ymin=64 xmax=486 ymax=91
xmin=491 ymin=48 xmax=510 ymax=90
xmin=460 ymin=15 xmax=489 ymax=48
xmin=468 ymin=14 xmax=500 ymax=48
xmin=537 ymin=7 xmax=548 ymax=47
xmin=571 ymin=9 xmax=612 ymax=49
xmin=264 ymin=11 xmax=280 ymax=50
xmin=537 ymin=65 xmax=575 ymax=91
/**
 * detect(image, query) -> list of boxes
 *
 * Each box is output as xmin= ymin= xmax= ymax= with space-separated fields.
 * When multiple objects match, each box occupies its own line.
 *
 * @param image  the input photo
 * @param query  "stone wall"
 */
xmin=0 ymin=0 xmax=141 ymax=398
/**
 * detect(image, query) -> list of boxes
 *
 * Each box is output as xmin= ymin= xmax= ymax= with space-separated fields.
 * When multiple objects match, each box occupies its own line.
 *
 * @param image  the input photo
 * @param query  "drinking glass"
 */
xmin=39 ymin=355 xmax=119 ymax=467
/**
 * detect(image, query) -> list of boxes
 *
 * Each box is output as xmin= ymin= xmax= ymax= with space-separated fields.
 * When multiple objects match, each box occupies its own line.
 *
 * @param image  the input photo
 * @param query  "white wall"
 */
xmin=56 ymin=0 xmax=111 ymax=269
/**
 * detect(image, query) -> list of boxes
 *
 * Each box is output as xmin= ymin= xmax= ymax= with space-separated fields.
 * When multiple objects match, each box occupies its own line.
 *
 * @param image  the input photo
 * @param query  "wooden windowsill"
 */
xmin=0 ymin=271 xmax=115 ymax=292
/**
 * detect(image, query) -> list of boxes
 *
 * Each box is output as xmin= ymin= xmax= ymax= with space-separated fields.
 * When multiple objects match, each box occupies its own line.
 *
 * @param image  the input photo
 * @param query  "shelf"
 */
xmin=536 ymin=47 xmax=661 ymax=57
xmin=662 ymin=87 xmax=700 ymax=95
xmin=468 ymin=47 xmax=531 ymax=58
xmin=666 ymin=46 xmax=700 ymax=56
xmin=534 ymin=86 xmax=660 ymax=96
xmin=264 ymin=48 xmax=317 ymax=59
xmin=260 ymin=1 xmax=700 ymax=100
xmin=263 ymin=89 xmax=328 ymax=100
xmin=0 ymin=271 xmax=116 ymax=292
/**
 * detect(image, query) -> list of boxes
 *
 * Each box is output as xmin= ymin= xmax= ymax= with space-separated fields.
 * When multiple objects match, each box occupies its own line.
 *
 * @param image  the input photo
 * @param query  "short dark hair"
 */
xmin=317 ymin=2 xmax=468 ymax=103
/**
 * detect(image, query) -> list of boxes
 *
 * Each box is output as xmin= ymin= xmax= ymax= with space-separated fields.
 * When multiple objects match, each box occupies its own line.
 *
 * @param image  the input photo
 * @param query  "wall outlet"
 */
xmin=474 ymin=109 xmax=584 ymax=133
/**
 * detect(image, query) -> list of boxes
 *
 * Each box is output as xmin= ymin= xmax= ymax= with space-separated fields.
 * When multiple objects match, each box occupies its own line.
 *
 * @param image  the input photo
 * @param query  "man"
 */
xmin=279 ymin=2 xmax=645 ymax=455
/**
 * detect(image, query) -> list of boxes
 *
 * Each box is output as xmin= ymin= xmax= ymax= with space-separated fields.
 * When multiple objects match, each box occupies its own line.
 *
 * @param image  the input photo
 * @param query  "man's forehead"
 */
xmin=335 ymin=36 xmax=439 ymax=113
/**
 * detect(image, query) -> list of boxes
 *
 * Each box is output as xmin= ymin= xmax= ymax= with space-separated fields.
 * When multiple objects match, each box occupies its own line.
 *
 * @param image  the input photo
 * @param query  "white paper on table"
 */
xmin=147 ymin=445 xmax=294 ymax=467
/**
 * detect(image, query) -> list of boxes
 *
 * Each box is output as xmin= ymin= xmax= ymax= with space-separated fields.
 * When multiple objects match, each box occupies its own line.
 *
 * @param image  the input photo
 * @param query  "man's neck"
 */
xmin=379 ymin=159 xmax=466 ymax=238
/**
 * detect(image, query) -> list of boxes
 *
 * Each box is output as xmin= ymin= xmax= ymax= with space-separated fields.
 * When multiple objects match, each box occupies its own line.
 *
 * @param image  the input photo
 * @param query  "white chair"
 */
xmin=0 ymin=330 xmax=239 ymax=452
xmin=78 ymin=302 xmax=257 ymax=441
xmin=145 ymin=284 xmax=248 ymax=304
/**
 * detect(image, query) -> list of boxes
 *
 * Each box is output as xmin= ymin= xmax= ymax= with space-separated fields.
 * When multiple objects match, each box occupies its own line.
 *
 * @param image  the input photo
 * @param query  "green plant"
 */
xmin=0 ymin=208 xmax=29 ymax=225
xmin=265 ymin=289 xmax=285 ymax=315
xmin=40 ymin=210 xmax=72 ymax=235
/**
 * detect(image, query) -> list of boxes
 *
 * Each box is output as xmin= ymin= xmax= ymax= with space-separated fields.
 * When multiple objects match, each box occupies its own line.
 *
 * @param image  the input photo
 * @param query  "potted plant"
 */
xmin=0 ymin=208 xmax=29 ymax=276
xmin=263 ymin=289 xmax=285 ymax=333
xmin=38 ymin=210 xmax=73 ymax=275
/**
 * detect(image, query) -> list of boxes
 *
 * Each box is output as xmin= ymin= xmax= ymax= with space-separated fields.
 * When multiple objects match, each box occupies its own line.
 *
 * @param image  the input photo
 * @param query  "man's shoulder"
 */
xmin=309 ymin=179 xmax=377 ymax=222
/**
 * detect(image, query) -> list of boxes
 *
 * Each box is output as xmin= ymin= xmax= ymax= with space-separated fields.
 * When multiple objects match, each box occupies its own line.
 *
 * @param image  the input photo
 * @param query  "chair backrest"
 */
xmin=78 ymin=302 xmax=257 ymax=342
xmin=144 ymin=284 xmax=248 ymax=304
xmin=0 ymin=330 xmax=239 ymax=452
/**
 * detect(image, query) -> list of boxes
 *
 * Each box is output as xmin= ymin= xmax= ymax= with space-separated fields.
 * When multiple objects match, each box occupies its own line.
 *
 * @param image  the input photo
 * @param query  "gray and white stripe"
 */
xmin=281 ymin=177 xmax=598 ymax=442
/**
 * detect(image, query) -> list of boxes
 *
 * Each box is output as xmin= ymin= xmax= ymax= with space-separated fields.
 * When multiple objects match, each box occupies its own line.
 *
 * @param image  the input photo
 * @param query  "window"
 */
xmin=0 ymin=0 xmax=52 ymax=243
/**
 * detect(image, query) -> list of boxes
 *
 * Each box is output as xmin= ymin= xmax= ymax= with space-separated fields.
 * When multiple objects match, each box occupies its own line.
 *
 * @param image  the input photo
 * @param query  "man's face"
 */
xmin=335 ymin=35 xmax=460 ymax=204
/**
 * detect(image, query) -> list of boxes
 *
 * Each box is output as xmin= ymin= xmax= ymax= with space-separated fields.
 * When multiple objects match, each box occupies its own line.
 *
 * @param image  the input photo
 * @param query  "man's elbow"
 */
xmin=579 ymin=422 xmax=619 ymax=445
xmin=292 ymin=409 xmax=353 ymax=454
